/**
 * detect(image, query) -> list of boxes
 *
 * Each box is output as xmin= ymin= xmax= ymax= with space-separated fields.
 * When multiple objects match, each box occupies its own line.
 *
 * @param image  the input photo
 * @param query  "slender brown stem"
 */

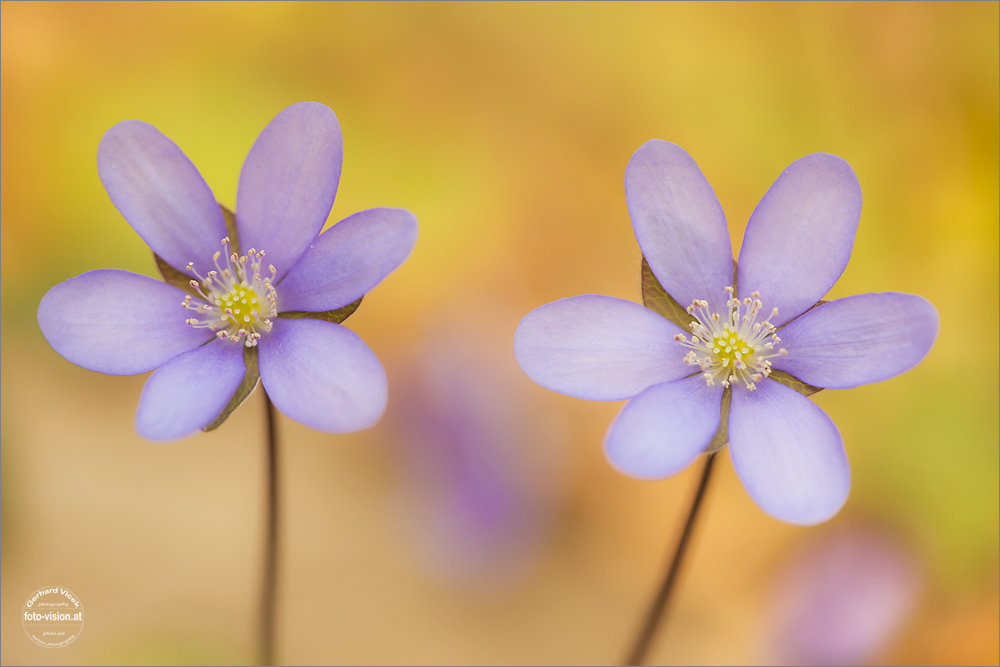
xmin=624 ymin=452 xmax=718 ymax=666
xmin=260 ymin=391 xmax=279 ymax=666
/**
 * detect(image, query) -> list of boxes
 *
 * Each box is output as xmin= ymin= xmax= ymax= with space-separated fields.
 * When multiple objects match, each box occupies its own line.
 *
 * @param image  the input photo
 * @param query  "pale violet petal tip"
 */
xmin=513 ymin=294 xmax=690 ymax=402
xmin=97 ymin=120 xmax=227 ymax=275
xmin=604 ymin=376 xmax=724 ymax=480
xmin=277 ymin=207 xmax=418 ymax=312
xmin=729 ymin=381 xmax=850 ymax=525
xmin=775 ymin=292 xmax=939 ymax=389
xmin=135 ymin=340 xmax=248 ymax=442
xmin=37 ymin=269 xmax=213 ymax=375
xmin=258 ymin=318 xmax=387 ymax=433
xmin=236 ymin=101 xmax=344 ymax=281
xmin=737 ymin=152 xmax=862 ymax=326
xmin=625 ymin=139 xmax=734 ymax=314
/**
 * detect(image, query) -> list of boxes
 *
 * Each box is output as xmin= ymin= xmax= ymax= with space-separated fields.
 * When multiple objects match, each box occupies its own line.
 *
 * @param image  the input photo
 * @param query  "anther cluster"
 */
xmin=674 ymin=286 xmax=788 ymax=390
xmin=182 ymin=237 xmax=278 ymax=347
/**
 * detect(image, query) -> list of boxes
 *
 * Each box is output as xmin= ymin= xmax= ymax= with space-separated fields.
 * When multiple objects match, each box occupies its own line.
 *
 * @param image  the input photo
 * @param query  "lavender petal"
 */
xmin=97 ymin=120 xmax=228 ymax=277
xmin=236 ymin=102 xmax=343 ymax=281
xmin=604 ymin=376 xmax=724 ymax=479
xmin=775 ymin=293 xmax=939 ymax=389
xmin=729 ymin=381 xmax=850 ymax=525
xmin=513 ymin=294 xmax=690 ymax=401
xmin=258 ymin=318 xmax=387 ymax=433
xmin=37 ymin=269 xmax=213 ymax=375
xmin=278 ymin=207 xmax=418 ymax=312
xmin=135 ymin=339 xmax=247 ymax=441
xmin=625 ymin=139 xmax=734 ymax=315
xmin=737 ymin=153 xmax=862 ymax=327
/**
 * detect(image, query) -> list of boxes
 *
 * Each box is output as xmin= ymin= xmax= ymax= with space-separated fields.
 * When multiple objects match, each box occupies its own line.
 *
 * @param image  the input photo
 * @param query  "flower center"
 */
xmin=711 ymin=329 xmax=755 ymax=367
xmin=219 ymin=285 xmax=262 ymax=328
xmin=674 ymin=286 xmax=787 ymax=391
xmin=182 ymin=237 xmax=278 ymax=347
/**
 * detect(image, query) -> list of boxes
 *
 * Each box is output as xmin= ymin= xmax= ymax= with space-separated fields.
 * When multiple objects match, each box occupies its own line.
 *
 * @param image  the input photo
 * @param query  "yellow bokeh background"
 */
xmin=2 ymin=2 xmax=996 ymax=664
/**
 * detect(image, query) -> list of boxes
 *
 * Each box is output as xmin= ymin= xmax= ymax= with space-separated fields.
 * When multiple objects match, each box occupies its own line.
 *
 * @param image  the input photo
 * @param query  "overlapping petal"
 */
xmin=135 ymin=340 xmax=248 ymax=441
xmin=729 ymin=381 xmax=851 ymax=525
xmin=236 ymin=101 xmax=343 ymax=281
xmin=97 ymin=120 xmax=228 ymax=277
xmin=737 ymin=153 xmax=862 ymax=327
xmin=37 ymin=269 xmax=213 ymax=375
xmin=277 ymin=207 xmax=418 ymax=312
xmin=513 ymin=295 xmax=690 ymax=401
xmin=775 ymin=292 xmax=939 ymax=389
xmin=258 ymin=318 xmax=387 ymax=433
xmin=625 ymin=139 xmax=734 ymax=314
xmin=604 ymin=376 xmax=724 ymax=479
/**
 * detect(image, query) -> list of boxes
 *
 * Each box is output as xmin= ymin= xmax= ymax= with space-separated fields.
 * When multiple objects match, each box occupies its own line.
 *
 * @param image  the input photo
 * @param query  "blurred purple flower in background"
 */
xmin=764 ymin=524 xmax=922 ymax=666
xmin=388 ymin=325 xmax=566 ymax=587
xmin=37 ymin=101 xmax=417 ymax=440
xmin=514 ymin=140 xmax=938 ymax=525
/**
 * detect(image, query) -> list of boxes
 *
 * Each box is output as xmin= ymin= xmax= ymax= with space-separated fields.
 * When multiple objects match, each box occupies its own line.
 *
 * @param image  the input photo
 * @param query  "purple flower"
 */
xmin=387 ymin=327 xmax=564 ymax=587
xmin=513 ymin=140 xmax=938 ymax=525
xmin=764 ymin=524 xmax=922 ymax=666
xmin=37 ymin=102 xmax=417 ymax=441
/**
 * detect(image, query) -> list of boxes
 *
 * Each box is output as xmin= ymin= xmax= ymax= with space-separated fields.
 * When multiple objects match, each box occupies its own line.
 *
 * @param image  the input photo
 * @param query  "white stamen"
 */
xmin=181 ymin=239 xmax=280 ymax=343
xmin=675 ymin=286 xmax=787 ymax=391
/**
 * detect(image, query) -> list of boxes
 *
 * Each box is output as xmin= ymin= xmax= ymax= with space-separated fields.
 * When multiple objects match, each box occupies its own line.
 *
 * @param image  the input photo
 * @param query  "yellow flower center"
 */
xmin=220 ymin=286 xmax=262 ymax=327
xmin=182 ymin=237 xmax=278 ymax=347
xmin=711 ymin=327 xmax=755 ymax=368
xmin=674 ymin=287 xmax=787 ymax=391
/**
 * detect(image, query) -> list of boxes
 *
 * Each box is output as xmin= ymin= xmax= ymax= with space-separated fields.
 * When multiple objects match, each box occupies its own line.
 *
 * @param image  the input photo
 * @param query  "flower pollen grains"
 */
xmin=513 ymin=140 xmax=938 ymax=525
xmin=38 ymin=102 xmax=418 ymax=441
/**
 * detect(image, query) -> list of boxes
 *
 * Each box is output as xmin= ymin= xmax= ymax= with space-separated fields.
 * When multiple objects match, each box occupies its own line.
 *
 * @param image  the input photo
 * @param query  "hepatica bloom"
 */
xmin=390 ymin=330 xmax=562 ymax=586
xmin=765 ymin=524 xmax=921 ymax=666
xmin=514 ymin=140 xmax=938 ymax=524
xmin=38 ymin=102 xmax=417 ymax=440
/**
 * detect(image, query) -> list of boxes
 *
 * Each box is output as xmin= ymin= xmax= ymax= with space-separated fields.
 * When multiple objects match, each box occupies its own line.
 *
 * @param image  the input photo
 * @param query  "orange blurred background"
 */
xmin=2 ymin=2 xmax=997 ymax=665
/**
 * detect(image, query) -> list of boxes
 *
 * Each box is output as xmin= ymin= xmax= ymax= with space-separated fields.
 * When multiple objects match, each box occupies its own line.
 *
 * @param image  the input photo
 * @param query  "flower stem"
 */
xmin=624 ymin=452 xmax=718 ymax=666
xmin=261 ymin=391 xmax=279 ymax=666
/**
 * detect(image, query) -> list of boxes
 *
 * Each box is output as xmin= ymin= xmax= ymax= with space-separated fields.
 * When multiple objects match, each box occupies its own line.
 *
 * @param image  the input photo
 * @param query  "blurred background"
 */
xmin=1 ymin=2 xmax=997 ymax=665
